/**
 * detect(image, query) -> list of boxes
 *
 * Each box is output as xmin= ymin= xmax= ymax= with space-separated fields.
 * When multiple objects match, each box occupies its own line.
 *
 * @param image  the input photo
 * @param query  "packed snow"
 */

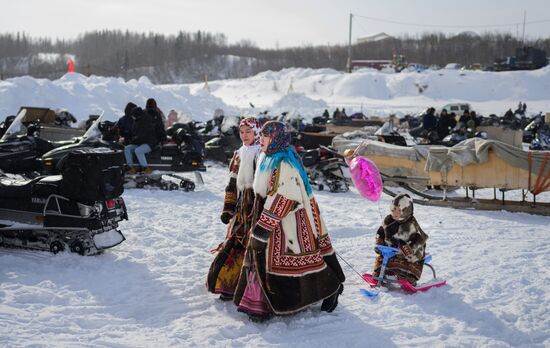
xmin=1 ymin=166 xmax=549 ymax=347
xmin=0 ymin=67 xmax=550 ymax=346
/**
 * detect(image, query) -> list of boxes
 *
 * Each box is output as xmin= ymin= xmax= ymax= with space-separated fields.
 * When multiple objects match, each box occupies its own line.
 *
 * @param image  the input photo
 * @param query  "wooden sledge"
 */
xmin=346 ymin=139 xmax=550 ymax=216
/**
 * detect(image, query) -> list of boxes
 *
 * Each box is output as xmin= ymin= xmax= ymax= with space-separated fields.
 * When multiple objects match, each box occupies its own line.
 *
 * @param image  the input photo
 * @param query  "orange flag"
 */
xmin=68 ymin=58 xmax=75 ymax=73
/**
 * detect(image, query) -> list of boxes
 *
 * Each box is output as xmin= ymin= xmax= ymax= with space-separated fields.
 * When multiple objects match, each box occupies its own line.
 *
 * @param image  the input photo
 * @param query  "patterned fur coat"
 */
xmin=206 ymin=145 xmax=259 ymax=296
xmin=234 ymin=156 xmax=345 ymax=315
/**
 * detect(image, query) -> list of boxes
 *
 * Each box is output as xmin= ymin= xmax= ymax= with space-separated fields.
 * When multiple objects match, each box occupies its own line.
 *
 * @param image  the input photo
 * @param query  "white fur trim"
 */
xmin=236 ymin=144 xmax=260 ymax=192
xmin=253 ymin=152 xmax=270 ymax=197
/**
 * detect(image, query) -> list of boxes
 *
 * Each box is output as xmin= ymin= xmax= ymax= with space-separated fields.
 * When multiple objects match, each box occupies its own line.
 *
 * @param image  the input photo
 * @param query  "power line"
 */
xmin=353 ymin=13 xmax=550 ymax=29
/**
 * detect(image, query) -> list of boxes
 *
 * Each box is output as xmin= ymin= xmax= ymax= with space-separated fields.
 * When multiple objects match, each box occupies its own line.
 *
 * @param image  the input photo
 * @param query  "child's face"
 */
xmin=239 ymin=125 xmax=255 ymax=146
xmin=391 ymin=204 xmax=402 ymax=220
xmin=260 ymin=134 xmax=272 ymax=152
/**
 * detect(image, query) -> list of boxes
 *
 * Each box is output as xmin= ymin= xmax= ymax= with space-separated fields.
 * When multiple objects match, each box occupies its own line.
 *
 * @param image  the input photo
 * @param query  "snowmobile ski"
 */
xmin=125 ymin=171 xmax=198 ymax=191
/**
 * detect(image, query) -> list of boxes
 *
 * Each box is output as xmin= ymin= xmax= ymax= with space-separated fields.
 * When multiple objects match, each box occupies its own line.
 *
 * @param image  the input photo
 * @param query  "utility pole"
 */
xmin=347 ymin=13 xmax=353 ymax=73
xmin=521 ymin=11 xmax=526 ymax=46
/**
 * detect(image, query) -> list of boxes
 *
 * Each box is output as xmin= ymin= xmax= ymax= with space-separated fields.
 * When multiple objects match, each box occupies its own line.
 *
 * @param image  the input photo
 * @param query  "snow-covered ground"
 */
xmin=0 ymin=67 xmax=549 ymax=346
xmin=1 ymin=66 xmax=550 ymax=123
xmin=1 ymin=164 xmax=549 ymax=347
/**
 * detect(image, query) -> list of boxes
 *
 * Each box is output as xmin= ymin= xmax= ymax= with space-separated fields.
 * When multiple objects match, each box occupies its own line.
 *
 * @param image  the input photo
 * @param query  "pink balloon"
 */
xmin=347 ymin=156 xmax=383 ymax=202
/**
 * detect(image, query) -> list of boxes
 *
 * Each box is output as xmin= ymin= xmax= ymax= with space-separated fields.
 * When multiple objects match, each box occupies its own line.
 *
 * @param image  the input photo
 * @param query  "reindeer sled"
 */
xmin=339 ymin=138 xmax=550 ymax=216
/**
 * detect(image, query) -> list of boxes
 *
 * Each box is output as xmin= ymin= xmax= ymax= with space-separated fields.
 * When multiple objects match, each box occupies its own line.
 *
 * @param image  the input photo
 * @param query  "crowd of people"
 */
xmin=407 ymin=107 xmax=481 ymax=142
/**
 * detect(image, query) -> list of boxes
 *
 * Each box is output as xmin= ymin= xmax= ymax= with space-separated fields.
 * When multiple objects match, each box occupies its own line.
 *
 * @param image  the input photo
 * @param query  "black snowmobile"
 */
xmin=0 ymin=109 xmax=80 ymax=174
xmin=300 ymin=145 xmax=350 ymax=193
xmin=0 ymin=149 xmax=128 ymax=255
xmin=440 ymin=123 xmax=488 ymax=147
xmin=41 ymin=116 xmax=206 ymax=191
xmin=0 ymin=114 xmax=16 ymax=138
xmin=204 ymin=115 xmax=242 ymax=164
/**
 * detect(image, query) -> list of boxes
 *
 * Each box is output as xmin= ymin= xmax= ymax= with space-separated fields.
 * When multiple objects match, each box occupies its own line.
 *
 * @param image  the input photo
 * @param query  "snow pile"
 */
xmin=0 ymin=73 xmax=238 ymax=122
xmin=271 ymin=92 xmax=328 ymax=118
xmin=195 ymin=66 xmax=550 ymax=118
xmin=1 ymin=65 xmax=550 ymax=125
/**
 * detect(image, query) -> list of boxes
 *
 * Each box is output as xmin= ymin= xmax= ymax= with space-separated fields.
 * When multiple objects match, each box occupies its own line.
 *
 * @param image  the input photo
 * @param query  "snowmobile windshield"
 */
xmin=220 ymin=116 xmax=239 ymax=133
xmin=79 ymin=112 xmax=104 ymax=144
xmin=0 ymin=108 xmax=27 ymax=141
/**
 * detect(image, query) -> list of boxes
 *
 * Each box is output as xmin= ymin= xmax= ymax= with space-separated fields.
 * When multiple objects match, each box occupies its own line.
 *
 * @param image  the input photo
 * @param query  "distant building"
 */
xmin=356 ymin=32 xmax=393 ymax=44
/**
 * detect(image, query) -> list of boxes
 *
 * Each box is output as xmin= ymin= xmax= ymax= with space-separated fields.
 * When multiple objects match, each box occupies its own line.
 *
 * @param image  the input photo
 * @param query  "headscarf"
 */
xmin=239 ymin=117 xmax=261 ymax=145
xmin=258 ymin=121 xmax=312 ymax=195
xmin=260 ymin=121 xmax=291 ymax=155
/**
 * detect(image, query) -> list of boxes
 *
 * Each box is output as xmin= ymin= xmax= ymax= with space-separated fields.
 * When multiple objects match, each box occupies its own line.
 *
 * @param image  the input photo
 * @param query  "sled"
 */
xmin=344 ymin=139 xmax=550 ymax=216
xmin=360 ymin=246 xmax=446 ymax=298
xmin=361 ymin=273 xmax=447 ymax=293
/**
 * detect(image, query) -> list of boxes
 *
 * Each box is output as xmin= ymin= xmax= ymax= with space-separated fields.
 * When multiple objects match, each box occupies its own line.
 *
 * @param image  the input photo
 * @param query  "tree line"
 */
xmin=0 ymin=30 xmax=549 ymax=83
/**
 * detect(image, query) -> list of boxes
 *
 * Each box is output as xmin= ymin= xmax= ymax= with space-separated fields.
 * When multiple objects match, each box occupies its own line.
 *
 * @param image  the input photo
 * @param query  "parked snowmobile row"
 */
xmin=0 ymin=110 xmax=207 ymax=191
xmin=0 ymin=107 xmax=209 ymax=255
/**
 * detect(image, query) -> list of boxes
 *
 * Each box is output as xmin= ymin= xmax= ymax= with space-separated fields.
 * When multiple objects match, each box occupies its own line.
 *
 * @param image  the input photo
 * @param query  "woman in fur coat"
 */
xmin=234 ymin=121 xmax=345 ymax=321
xmin=372 ymin=193 xmax=428 ymax=285
xmin=206 ymin=117 xmax=262 ymax=301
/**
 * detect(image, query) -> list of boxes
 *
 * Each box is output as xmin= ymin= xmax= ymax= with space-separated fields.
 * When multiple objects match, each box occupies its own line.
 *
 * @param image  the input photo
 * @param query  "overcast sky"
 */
xmin=2 ymin=0 xmax=550 ymax=48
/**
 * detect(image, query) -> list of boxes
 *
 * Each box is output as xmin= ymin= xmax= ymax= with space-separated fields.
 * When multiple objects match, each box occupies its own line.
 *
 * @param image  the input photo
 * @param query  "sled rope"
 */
xmin=336 ymin=252 xmax=371 ymax=285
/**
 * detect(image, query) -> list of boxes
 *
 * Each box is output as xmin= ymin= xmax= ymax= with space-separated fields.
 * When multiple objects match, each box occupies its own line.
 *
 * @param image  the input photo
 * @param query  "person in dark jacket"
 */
xmin=436 ymin=109 xmax=457 ymax=140
xmin=145 ymin=98 xmax=167 ymax=144
xmin=125 ymin=107 xmax=157 ymax=174
xmin=458 ymin=110 xmax=470 ymax=125
xmin=422 ymin=107 xmax=437 ymax=131
xmin=117 ymin=102 xmax=137 ymax=145
xmin=410 ymin=107 xmax=437 ymax=140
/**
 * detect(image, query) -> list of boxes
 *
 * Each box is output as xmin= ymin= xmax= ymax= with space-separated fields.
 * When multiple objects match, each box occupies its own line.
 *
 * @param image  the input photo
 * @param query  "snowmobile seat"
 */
xmin=0 ymin=175 xmax=42 ymax=198
xmin=33 ymin=175 xmax=63 ymax=197
xmin=160 ymin=143 xmax=180 ymax=155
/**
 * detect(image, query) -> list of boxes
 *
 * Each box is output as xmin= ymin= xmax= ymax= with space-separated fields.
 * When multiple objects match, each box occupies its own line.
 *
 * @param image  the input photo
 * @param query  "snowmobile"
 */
xmin=0 ymin=149 xmax=128 ymax=255
xmin=0 ymin=114 xmax=16 ymax=138
xmin=524 ymin=113 xmax=550 ymax=149
xmin=439 ymin=123 xmax=488 ymax=147
xmin=0 ymin=109 xmax=77 ymax=174
xmin=41 ymin=115 xmax=206 ymax=191
xmin=204 ymin=115 xmax=241 ymax=164
xmin=530 ymin=132 xmax=550 ymax=151
xmin=300 ymin=145 xmax=350 ymax=193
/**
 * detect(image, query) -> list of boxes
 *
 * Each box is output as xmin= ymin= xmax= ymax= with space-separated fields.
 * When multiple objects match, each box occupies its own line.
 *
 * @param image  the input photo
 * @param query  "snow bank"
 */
xmin=0 ymin=73 xmax=238 ymax=122
xmin=1 ymin=66 xmax=550 ymax=124
xmin=198 ymin=66 xmax=550 ymax=118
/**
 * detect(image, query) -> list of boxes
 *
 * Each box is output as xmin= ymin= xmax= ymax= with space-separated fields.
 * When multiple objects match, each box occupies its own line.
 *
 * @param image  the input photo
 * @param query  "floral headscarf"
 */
xmin=260 ymin=121 xmax=291 ymax=155
xmin=258 ymin=121 xmax=312 ymax=195
xmin=239 ymin=117 xmax=261 ymax=145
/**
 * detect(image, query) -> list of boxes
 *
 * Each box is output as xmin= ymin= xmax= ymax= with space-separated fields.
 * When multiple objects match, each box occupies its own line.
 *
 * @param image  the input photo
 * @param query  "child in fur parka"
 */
xmin=372 ymin=193 xmax=428 ymax=285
